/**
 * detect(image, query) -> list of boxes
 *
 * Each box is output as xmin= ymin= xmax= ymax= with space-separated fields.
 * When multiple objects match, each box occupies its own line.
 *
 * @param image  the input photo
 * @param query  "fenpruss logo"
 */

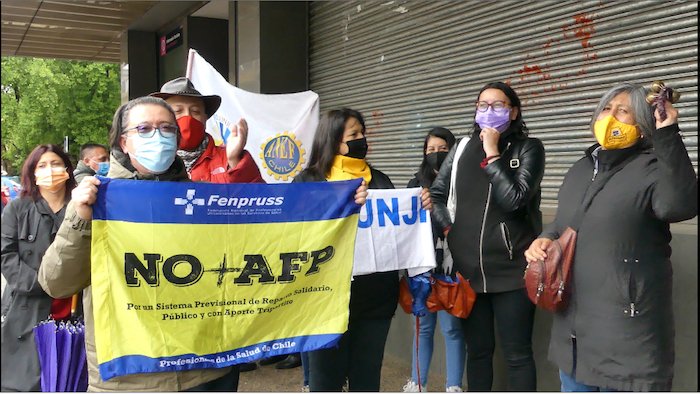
xmin=174 ymin=189 xmax=285 ymax=215
xmin=174 ymin=189 xmax=205 ymax=215
xmin=260 ymin=132 xmax=305 ymax=181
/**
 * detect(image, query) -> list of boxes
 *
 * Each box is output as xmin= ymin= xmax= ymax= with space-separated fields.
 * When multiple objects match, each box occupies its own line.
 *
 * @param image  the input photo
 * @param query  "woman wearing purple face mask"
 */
xmin=429 ymin=82 xmax=545 ymax=391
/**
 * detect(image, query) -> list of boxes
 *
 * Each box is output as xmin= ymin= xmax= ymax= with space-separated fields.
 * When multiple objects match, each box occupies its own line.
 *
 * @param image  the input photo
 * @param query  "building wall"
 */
xmin=306 ymin=2 xmax=698 ymax=390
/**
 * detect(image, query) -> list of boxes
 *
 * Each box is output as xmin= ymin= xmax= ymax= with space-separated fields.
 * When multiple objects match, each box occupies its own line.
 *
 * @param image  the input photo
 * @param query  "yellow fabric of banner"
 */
xmin=91 ymin=216 xmax=356 ymax=378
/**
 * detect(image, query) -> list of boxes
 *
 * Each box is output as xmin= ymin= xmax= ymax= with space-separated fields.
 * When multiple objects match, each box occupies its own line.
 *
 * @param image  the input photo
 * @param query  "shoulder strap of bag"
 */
xmin=447 ymin=137 xmax=470 ymax=222
xmin=571 ymin=153 xmax=637 ymax=230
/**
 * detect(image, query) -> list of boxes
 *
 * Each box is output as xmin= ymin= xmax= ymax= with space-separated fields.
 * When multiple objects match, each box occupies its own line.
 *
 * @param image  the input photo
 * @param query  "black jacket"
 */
xmin=544 ymin=124 xmax=697 ymax=391
xmin=430 ymin=130 xmax=545 ymax=293
xmin=293 ymin=166 xmax=398 ymax=320
xmin=1 ymin=197 xmax=67 ymax=391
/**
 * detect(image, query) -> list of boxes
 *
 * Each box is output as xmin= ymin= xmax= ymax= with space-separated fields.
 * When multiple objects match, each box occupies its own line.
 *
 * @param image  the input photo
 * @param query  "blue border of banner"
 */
xmin=99 ymin=333 xmax=340 ymax=381
xmin=92 ymin=177 xmax=362 ymax=224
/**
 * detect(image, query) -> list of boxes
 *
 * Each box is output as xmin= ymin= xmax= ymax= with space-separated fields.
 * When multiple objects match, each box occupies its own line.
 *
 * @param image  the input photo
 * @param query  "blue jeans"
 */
xmin=410 ymin=310 xmax=466 ymax=388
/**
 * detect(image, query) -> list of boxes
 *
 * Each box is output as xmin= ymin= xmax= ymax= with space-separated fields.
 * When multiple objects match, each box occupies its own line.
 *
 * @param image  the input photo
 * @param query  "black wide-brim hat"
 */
xmin=150 ymin=77 xmax=222 ymax=116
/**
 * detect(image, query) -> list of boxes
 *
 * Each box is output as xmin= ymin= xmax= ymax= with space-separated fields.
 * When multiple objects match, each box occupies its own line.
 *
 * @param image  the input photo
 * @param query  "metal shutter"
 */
xmin=309 ymin=0 xmax=698 ymax=210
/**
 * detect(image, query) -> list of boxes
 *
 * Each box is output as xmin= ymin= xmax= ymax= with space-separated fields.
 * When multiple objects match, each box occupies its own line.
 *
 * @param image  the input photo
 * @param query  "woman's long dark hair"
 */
xmin=306 ymin=108 xmax=366 ymax=178
xmin=20 ymin=144 xmax=76 ymax=202
xmin=416 ymin=127 xmax=456 ymax=187
xmin=472 ymin=81 xmax=528 ymax=136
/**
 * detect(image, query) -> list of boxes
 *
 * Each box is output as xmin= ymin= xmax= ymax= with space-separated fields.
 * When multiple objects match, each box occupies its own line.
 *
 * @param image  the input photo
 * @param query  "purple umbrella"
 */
xmin=33 ymin=319 xmax=88 ymax=392
xmin=66 ymin=323 xmax=88 ymax=392
xmin=34 ymin=321 xmax=58 ymax=392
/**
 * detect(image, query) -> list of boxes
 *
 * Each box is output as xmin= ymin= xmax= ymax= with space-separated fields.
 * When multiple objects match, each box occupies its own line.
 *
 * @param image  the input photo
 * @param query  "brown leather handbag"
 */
xmin=524 ymin=154 xmax=636 ymax=312
xmin=524 ymin=227 xmax=576 ymax=312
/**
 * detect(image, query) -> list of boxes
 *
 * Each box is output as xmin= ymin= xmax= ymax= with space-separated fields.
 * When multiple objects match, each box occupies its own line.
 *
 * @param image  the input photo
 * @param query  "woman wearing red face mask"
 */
xmin=151 ymin=77 xmax=264 ymax=184
xmin=1 ymin=144 xmax=77 ymax=391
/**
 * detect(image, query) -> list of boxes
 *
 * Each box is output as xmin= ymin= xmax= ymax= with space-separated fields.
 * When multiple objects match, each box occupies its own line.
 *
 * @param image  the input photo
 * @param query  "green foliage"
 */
xmin=1 ymin=57 xmax=120 ymax=174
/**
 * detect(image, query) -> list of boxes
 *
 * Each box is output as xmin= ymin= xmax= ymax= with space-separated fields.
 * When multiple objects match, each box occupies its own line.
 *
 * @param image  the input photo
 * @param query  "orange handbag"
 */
xmin=426 ymin=272 xmax=476 ymax=319
xmin=398 ymin=276 xmax=414 ymax=314
xmin=399 ymin=272 xmax=476 ymax=319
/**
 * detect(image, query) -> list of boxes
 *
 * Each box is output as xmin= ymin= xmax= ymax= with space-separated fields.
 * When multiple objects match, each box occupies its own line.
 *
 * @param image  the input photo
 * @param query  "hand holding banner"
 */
xmin=354 ymin=188 xmax=436 ymax=277
xmin=90 ymin=178 xmax=361 ymax=380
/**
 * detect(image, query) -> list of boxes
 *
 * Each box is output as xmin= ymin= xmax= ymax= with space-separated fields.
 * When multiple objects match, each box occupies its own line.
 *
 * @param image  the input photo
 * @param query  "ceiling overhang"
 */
xmin=1 ymin=1 xmax=203 ymax=63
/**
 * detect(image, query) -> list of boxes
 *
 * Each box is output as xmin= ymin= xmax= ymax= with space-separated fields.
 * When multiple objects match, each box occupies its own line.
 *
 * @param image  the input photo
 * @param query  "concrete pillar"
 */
xmin=233 ymin=1 xmax=308 ymax=93
xmin=120 ymin=30 xmax=158 ymax=101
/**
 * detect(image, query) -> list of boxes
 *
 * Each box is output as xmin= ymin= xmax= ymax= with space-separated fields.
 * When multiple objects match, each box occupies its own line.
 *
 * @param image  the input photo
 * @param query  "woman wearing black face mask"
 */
xmin=403 ymin=127 xmax=467 ymax=393
xmin=293 ymin=108 xmax=395 ymax=392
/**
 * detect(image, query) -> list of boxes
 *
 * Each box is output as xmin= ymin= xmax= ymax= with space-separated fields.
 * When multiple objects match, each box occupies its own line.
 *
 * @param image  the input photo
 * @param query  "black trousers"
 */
xmin=185 ymin=365 xmax=240 ymax=392
xmin=308 ymin=318 xmax=392 ymax=392
xmin=461 ymin=288 xmax=536 ymax=391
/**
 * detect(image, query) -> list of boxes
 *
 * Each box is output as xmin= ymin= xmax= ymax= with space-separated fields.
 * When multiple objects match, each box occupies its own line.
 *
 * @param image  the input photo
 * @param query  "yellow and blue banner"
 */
xmin=90 ymin=177 xmax=362 ymax=380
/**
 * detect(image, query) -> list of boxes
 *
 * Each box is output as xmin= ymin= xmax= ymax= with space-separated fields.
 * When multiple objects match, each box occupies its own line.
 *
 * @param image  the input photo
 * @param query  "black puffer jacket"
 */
xmin=544 ymin=124 xmax=697 ymax=391
xmin=430 ymin=128 xmax=545 ymax=293
xmin=293 ymin=167 xmax=398 ymax=320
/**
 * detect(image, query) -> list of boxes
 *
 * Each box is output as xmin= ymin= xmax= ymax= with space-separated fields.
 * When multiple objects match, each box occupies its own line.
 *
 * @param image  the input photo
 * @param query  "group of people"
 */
xmin=1 ymin=77 xmax=696 ymax=393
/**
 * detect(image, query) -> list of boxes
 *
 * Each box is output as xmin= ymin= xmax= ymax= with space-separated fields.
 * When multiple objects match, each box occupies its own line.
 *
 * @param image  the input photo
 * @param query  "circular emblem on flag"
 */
xmin=260 ymin=132 xmax=305 ymax=181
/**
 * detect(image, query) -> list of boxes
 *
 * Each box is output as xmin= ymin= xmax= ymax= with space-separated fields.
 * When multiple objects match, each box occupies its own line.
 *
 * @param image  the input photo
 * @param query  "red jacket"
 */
xmin=189 ymin=136 xmax=265 ymax=183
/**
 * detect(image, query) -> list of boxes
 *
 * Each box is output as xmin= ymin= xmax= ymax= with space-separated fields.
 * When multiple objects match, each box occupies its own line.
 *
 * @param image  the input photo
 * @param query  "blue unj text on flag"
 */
xmin=358 ymin=196 xmax=428 ymax=228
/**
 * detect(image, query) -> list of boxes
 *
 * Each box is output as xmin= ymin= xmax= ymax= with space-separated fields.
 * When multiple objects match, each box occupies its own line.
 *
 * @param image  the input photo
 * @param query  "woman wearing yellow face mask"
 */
xmin=525 ymin=83 xmax=697 ymax=391
xmin=1 ymin=144 xmax=77 ymax=391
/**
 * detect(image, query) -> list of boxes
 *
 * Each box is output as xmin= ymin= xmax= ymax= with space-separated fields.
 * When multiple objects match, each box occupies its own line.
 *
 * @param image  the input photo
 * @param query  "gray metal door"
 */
xmin=309 ymin=0 xmax=697 ymax=210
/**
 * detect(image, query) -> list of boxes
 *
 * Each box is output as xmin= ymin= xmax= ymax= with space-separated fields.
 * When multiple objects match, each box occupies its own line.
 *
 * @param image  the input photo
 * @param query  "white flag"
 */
xmin=187 ymin=49 xmax=319 ymax=183
xmin=353 ymin=188 xmax=436 ymax=277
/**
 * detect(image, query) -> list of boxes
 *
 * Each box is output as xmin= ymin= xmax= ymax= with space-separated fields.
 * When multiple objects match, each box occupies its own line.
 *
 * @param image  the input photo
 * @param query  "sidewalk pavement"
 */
xmin=238 ymin=353 xmax=447 ymax=392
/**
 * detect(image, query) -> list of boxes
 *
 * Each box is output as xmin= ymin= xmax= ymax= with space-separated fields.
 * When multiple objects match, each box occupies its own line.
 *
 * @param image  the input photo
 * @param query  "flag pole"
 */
xmin=186 ymin=49 xmax=196 ymax=79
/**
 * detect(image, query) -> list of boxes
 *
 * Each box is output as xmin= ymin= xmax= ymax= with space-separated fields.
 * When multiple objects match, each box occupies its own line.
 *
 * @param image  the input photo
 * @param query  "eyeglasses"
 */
xmin=123 ymin=123 xmax=178 ymax=138
xmin=475 ymin=101 xmax=510 ymax=113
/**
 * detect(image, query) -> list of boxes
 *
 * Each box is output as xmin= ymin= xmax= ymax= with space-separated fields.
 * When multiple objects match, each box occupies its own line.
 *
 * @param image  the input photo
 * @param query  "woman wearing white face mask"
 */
xmin=525 ymin=83 xmax=697 ymax=391
xmin=1 ymin=144 xmax=77 ymax=391
xmin=36 ymin=97 xmax=242 ymax=392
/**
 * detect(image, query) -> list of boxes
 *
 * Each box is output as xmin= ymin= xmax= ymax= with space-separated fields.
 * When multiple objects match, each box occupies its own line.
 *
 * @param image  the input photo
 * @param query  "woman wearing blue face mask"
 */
xmin=430 ymin=82 xmax=545 ymax=391
xmin=36 ymin=96 xmax=241 ymax=392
